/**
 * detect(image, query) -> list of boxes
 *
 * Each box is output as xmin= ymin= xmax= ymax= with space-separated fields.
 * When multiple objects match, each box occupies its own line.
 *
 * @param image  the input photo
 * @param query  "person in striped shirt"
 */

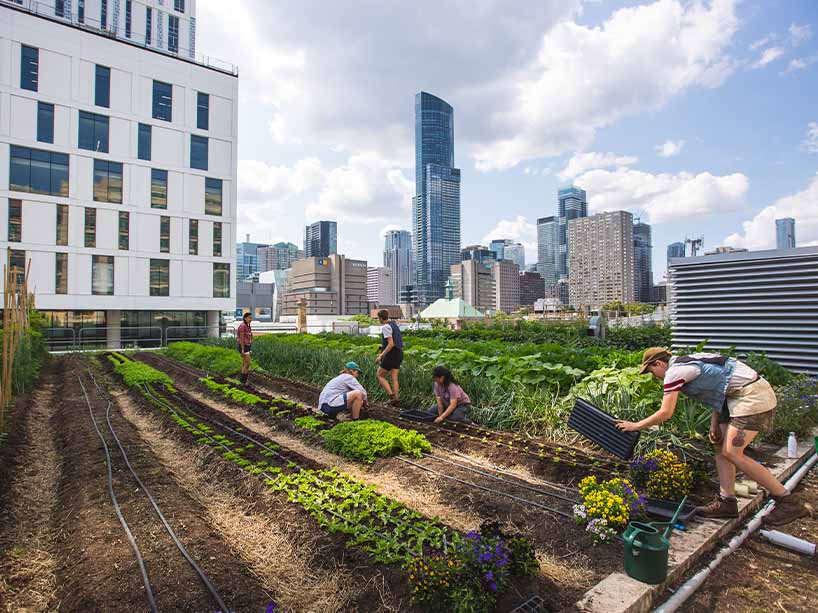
xmin=616 ymin=348 xmax=808 ymax=526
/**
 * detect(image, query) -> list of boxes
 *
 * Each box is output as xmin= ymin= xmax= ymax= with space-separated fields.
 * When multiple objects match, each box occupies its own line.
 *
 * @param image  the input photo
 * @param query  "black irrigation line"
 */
xmin=83 ymin=369 xmax=230 ymax=613
xmin=77 ymin=373 xmax=159 ymax=613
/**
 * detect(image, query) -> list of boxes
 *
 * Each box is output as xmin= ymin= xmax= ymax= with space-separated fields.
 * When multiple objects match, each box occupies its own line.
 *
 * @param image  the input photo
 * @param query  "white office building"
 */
xmin=0 ymin=0 xmax=238 ymax=346
xmin=367 ymin=266 xmax=394 ymax=305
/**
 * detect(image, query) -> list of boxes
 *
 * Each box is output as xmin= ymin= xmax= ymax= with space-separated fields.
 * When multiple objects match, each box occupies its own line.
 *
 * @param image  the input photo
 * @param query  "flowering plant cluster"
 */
xmin=407 ymin=523 xmax=537 ymax=613
xmin=630 ymin=449 xmax=692 ymax=501
xmin=585 ymin=517 xmax=618 ymax=544
xmin=575 ymin=475 xmax=641 ymax=531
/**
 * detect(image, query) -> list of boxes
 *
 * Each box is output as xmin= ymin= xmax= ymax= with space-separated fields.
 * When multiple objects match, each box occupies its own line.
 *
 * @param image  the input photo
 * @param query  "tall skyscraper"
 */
xmin=557 ymin=186 xmax=588 ymax=278
xmin=633 ymin=221 xmax=653 ymax=303
xmin=237 ymin=238 xmax=269 ymax=280
xmin=0 ymin=1 xmax=239 ymax=346
xmin=489 ymin=239 xmax=525 ymax=269
xmin=568 ymin=211 xmax=635 ymax=308
xmin=461 ymin=245 xmax=497 ymax=265
xmin=493 ymin=260 xmax=520 ymax=314
xmin=413 ymin=92 xmax=461 ymax=307
xmin=304 ymin=220 xmax=337 ymax=258
xmin=258 ymin=242 xmax=301 ymax=272
xmin=449 ymin=259 xmax=494 ymax=311
xmin=775 ymin=218 xmax=796 ymax=249
xmin=537 ymin=216 xmax=558 ymax=283
xmin=383 ymin=229 xmax=413 ymax=302
xmin=667 ymin=242 xmax=686 ymax=264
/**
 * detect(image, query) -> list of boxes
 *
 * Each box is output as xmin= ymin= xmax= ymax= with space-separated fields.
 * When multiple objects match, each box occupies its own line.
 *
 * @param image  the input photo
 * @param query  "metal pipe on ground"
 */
xmin=655 ymin=451 xmax=818 ymax=613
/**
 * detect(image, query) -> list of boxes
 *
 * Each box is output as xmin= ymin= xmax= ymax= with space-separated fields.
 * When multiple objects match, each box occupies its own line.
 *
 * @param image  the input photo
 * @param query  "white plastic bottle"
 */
xmin=788 ymin=432 xmax=798 ymax=458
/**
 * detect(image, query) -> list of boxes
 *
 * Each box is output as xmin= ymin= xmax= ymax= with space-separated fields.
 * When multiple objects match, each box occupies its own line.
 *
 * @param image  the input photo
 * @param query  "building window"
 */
xmin=168 ymin=15 xmax=179 ymax=53
xmin=150 ymin=259 xmax=169 ymax=296
xmin=125 ymin=0 xmax=132 ymax=38
xmin=213 ymin=222 xmax=222 ymax=256
xmin=213 ymin=263 xmax=230 ymax=298
xmin=55 ymin=0 xmax=65 ymax=18
xmin=21 ymin=45 xmax=38 ymax=92
xmin=197 ymin=92 xmax=209 ymax=130
xmin=189 ymin=219 xmax=198 ymax=255
xmin=8 ymin=199 xmax=22 ymax=242
xmin=78 ymin=0 xmax=85 ymax=24
xmin=56 ymin=204 xmax=69 ymax=246
xmin=84 ymin=207 xmax=96 ymax=248
xmin=145 ymin=7 xmax=152 ymax=45
xmin=101 ymin=0 xmax=108 ymax=29
xmin=205 ymin=178 xmax=222 ymax=215
xmin=10 ymin=146 xmax=69 ymax=197
xmin=78 ymin=111 xmax=109 ymax=152
xmin=9 ymin=250 xmax=26 ymax=286
xmin=92 ymin=255 xmax=114 ymax=295
xmin=190 ymin=135 xmax=208 ymax=170
xmin=174 ymin=0 xmax=185 ymax=13
xmin=93 ymin=159 xmax=123 ymax=203
xmin=160 ymin=215 xmax=170 ymax=253
xmin=55 ymin=253 xmax=68 ymax=294
xmin=152 ymin=80 xmax=172 ymax=121
xmin=95 ymin=65 xmax=110 ymax=108
xmin=137 ymin=123 xmax=152 ymax=161
xmin=119 ymin=211 xmax=129 ymax=250
xmin=151 ymin=169 xmax=168 ymax=209
xmin=37 ymin=102 xmax=54 ymax=144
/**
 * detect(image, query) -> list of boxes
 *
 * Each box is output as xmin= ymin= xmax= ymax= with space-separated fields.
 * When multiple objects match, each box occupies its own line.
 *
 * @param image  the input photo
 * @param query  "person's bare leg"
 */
xmin=347 ymin=391 xmax=364 ymax=420
xmin=376 ymin=367 xmax=393 ymax=398
xmin=714 ymin=422 xmax=737 ymax=497
xmin=722 ymin=426 xmax=787 ymax=496
xmin=390 ymin=369 xmax=400 ymax=401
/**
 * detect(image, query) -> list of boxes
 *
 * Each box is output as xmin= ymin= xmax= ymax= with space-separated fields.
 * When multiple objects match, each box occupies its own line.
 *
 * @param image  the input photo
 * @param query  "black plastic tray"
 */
xmin=399 ymin=408 xmax=436 ymax=422
xmin=644 ymin=498 xmax=698 ymax=525
xmin=567 ymin=398 xmax=640 ymax=459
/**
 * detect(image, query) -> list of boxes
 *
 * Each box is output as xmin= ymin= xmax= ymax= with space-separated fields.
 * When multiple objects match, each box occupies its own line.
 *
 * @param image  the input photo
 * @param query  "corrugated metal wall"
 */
xmin=669 ymin=246 xmax=818 ymax=375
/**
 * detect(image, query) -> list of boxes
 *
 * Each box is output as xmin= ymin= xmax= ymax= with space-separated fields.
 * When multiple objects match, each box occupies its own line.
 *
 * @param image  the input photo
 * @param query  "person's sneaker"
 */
xmin=763 ymin=493 xmax=811 ymax=527
xmin=695 ymin=496 xmax=739 ymax=519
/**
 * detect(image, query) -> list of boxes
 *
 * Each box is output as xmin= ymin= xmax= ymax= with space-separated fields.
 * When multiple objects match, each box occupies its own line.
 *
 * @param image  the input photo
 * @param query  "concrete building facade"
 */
xmin=383 ymin=228 xmax=412 ymax=302
xmin=537 ymin=215 xmax=557 ymax=283
xmin=366 ymin=266 xmax=394 ymax=305
xmin=492 ymin=259 xmax=520 ymax=314
xmin=519 ymin=271 xmax=545 ymax=308
xmin=449 ymin=259 xmax=494 ymax=312
xmin=1 ymin=1 xmax=238 ymax=345
xmin=567 ymin=211 xmax=635 ymax=309
xmin=303 ymin=220 xmax=337 ymax=258
xmin=258 ymin=241 xmax=300 ymax=272
xmin=281 ymin=255 xmax=367 ymax=316
xmin=775 ymin=217 xmax=796 ymax=250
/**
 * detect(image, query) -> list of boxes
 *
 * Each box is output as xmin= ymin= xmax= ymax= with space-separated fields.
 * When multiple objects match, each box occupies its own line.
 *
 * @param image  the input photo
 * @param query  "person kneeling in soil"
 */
xmin=318 ymin=361 xmax=368 ymax=420
xmin=616 ymin=347 xmax=809 ymax=527
xmin=427 ymin=366 xmax=472 ymax=424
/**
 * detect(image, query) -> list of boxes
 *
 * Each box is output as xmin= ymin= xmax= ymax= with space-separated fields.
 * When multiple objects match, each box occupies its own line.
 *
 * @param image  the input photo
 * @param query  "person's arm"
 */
xmin=435 ymin=398 xmax=459 ymax=423
xmin=348 ymin=377 xmax=368 ymax=404
xmin=616 ymin=391 xmax=680 ymax=431
xmin=708 ymin=409 xmax=722 ymax=444
xmin=377 ymin=336 xmax=395 ymax=362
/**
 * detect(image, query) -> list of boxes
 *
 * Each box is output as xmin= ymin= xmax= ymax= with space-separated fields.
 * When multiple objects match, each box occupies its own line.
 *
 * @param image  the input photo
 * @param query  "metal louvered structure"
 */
xmin=669 ymin=246 xmax=818 ymax=375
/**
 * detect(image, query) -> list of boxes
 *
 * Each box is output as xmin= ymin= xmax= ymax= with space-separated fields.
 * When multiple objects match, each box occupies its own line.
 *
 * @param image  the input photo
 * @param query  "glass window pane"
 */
xmin=9 ymin=250 xmax=26 ymax=286
xmin=189 ymin=219 xmax=198 ymax=255
xmin=190 ymin=135 xmax=208 ymax=170
xmin=119 ymin=211 xmax=129 ymax=250
xmin=151 ymin=169 xmax=168 ymax=208
xmin=213 ymin=222 xmax=222 ymax=256
xmin=197 ymin=92 xmax=209 ymax=130
xmin=50 ymin=152 xmax=69 ymax=197
xmin=205 ymin=177 xmax=222 ymax=215
xmin=56 ymin=204 xmax=69 ymax=246
xmin=138 ymin=123 xmax=152 ymax=160
xmin=78 ymin=0 xmax=85 ymax=23
xmin=8 ymin=199 xmax=22 ymax=242
xmin=29 ymin=149 xmax=51 ymax=194
xmin=84 ymin=207 xmax=96 ymax=247
xmin=160 ymin=216 xmax=170 ymax=253
xmin=152 ymin=80 xmax=172 ymax=121
xmin=55 ymin=253 xmax=68 ymax=294
xmin=125 ymin=0 xmax=132 ymax=38
xmin=37 ymin=102 xmax=54 ymax=143
xmin=100 ymin=0 xmax=108 ymax=29
xmin=168 ymin=16 xmax=179 ymax=53
xmin=150 ymin=259 xmax=169 ymax=296
xmin=95 ymin=65 xmax=110 ymax=108
xmin=93 ymin=159 xmax=108 ymax=202
xmin=10 ymin=146 xmax=31 ymax=192
xmin=108 ymin=162 xmax=123 ymax=203
xmin=174 ymin=0 xmax=185 ymax=13
xmin=92 ymin=255 xmax=114 ymax=295
xmin=21 ymin=45 xmax=38 ymax=92
xmin=9 ymin=146 xmax=68 ymax=197
xmin=213 ymin=263 xmax=230 ymax=298
xmin=145 ymin=7 xmax=152 ymax=45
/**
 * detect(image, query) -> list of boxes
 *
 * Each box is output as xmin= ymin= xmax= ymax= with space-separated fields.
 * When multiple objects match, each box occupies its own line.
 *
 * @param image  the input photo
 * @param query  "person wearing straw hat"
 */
xmin=318 ymin=361 xmax=369 ymax=420
xmin=616 ymin=347 xmax=809 ymax=526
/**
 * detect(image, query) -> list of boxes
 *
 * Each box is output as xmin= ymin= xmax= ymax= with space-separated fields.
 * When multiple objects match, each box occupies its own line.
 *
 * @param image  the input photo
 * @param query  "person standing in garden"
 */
xmin=616 ymin=347 xmax=809 ymax=526
xmin=318 ymin=361 xmax=368 ymax=420
xmin=375 ymin=309 xmax=403 ymax=405
xmin=236 ymin=312 xmax=253 ymax=385
xmin=427 ymin=366 xmax=472 ymax=424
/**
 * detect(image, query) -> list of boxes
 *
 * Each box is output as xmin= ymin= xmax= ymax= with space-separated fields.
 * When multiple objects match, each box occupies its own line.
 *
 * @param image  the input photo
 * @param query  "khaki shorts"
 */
xmin=718 ymin=407 xmax=776 ymax=432
xmin=719 ymin=377 xmax=777 ymax=432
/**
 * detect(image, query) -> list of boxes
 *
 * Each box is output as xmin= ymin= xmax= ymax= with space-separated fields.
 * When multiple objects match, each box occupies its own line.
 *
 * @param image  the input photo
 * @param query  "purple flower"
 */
xmin=485 ymin=571 xmax=494 ymax=581
xmin=489 ymin=582 xmax=497 ymax=592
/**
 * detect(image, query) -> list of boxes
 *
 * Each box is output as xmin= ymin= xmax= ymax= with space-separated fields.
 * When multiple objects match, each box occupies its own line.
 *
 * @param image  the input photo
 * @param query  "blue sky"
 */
xmin=197 ymin=0 xmax=818 ymax=282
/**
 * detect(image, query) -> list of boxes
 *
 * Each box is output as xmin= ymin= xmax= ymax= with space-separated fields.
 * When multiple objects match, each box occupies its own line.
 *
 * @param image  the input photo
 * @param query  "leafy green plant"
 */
xmin=293 ymin=415 xmax=327 ymax=431
xmin=109 ymin=356 xmax=175 ymax=390
xmin=763 ymin=375 xmax=818 ymax=444
xmin=199 ymin=376 xmax=268 ymax=406
xmin=321 ymin=420 xmax=432 ymax=463
xmin=165 ymin=341 xmax=244 ymax=376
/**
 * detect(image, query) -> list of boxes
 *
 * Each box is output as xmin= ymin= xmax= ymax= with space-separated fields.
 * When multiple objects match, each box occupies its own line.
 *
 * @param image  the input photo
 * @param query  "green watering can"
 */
xmin=623 ymin=495 xmax=688 ymax=584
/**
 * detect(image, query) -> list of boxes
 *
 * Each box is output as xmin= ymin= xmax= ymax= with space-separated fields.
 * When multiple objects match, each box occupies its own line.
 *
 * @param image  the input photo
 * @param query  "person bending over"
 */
xmin=427 ymin=366 xmax=472 ymax=424
xmin=616 ymin=347 xmax=808 ymax=526
xmin=318 ymin=361 xmax=368 ymax=420
xmin=375 ymin=309 xmax=404 ymax=405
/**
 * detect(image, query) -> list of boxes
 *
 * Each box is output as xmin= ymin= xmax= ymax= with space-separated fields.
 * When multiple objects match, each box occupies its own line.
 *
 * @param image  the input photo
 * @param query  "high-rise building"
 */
xmin=667 ymin=242 xmax=686 ymax=264
xmin=383 ymin=229 xmax=413 ymax=303
xmin=461 ymin=245 xmax=497 ymax=265
xmin=304 ymin=220 xmax=337 ymax=258
xmin=490 ymin=239 xmax=525 ymax=269
xmin=775 ymin=218 xmax=796 ymax=249
xmin=633 ymin=221 xmax=653 ymax=303
xmin=258 ymin=242 xmax=300 ymax=272
xmin=557 ymin=186 xmax=587 ymax=278
xmin=492 ymin=260 xmax=520 ymax=314
xmin=449 ymin=260 xmax=494 ymax=312
xmin=537 ymin=216 xmax=558 ymax=283
xmin=367 ymin=266 xmax=395 ymax=305
xmin=519 ymin=271 xmax=545 ymax=308
xmin=413 ymin=91 xmax=461 ymax=307
xmin=282 ymin=255 xmax=367 ymax=316
xmin=568 ymin=211 xmax=635 ymax=309
xmin=1 ymin=0 xmax=238 ymax=346
xmin=237 ymin=237 xmax=268 ymax=280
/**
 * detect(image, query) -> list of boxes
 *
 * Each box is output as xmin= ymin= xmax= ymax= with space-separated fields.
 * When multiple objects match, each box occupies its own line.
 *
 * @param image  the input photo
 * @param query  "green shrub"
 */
xmin=293 ymin=415 xmax=327 ymax=431
xmin=165 ymin=341 xmax=243 ymax=376
xmin=321 ymin=419 xmax=431 ymax=463
xmin=111 ymin=358 xmax=174 ymax=390
xmin=763 ymin=375 xmax=818 ymax=444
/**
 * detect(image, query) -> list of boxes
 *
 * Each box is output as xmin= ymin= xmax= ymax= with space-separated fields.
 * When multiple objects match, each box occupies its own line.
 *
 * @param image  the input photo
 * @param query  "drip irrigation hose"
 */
xmin=397 ymin=456 xmax=573 ymax=519
xmin=77 ymin=374 xmax=158 ymax=613
xmin=87 ymin=372 xmax=230 ymax=613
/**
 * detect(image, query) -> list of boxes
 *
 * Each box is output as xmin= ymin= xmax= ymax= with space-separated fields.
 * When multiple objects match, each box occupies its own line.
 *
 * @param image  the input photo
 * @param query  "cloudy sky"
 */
xmin=197 ymin=0 xmax=818 ymax=281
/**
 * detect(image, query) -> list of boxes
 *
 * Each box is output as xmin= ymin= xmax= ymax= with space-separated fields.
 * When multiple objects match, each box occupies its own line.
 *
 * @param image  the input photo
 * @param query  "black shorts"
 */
xmin=238 ymin=344 xmax=252 ymax=354
xmin=380 ymin=347 xmax=403 ymax=371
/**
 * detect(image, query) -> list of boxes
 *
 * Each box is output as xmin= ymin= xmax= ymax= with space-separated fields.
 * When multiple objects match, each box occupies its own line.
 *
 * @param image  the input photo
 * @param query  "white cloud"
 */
xmin=801 ymin=122 xmax=818 ymax=153
xmin=724 ymin=173 xmax=818 ymax=249
xmin=379 ymin=223 xmax=406 ymax=238
xmin=238 ymin=158 xmax=324 ymax=203
xmin=558 ymin=152 xmax=637 ymax=181
xmin=573 ymin=166 xmax=749 ymax=224
xmin=481 ymin=215 xmax=538 ymax=263
xmin=749 ymin=34 xmax=774 ymax=50
xmin=789 ymin=23 xmax=813 ymax=47
xmin=753 ymin=46 xmax=785 ymax=68
xmin=655 ymin=140 xmax=685 ymax=157
xmin=785 ymin=54 xmax=818 ymax=73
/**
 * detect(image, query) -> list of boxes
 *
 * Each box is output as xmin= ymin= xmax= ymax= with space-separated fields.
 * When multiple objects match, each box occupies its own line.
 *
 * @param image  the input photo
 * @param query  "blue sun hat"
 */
xmin=345 ymin=361 xmax=362 ymax=373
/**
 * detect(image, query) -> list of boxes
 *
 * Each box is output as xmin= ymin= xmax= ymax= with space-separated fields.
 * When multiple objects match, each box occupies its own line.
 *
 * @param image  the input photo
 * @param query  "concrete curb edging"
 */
xmin=568 ymin=433 xmax=818 ymax=613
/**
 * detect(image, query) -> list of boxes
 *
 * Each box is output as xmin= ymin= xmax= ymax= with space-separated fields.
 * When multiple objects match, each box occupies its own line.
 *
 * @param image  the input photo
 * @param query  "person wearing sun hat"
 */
xmin=616 ymin=347 xmax=809 ymax=527
xmin=317 ymin=361 xmax=369 ymax=420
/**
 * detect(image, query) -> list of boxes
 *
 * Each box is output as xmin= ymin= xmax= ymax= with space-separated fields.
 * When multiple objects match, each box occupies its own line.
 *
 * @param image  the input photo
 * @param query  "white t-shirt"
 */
xmin=381 ymin=323 xmax=393 ymax=339
xmin=663 ymin=353 xmax=757 ymax=395
xmin=318 ymin=373 xmax=367 ymax=408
